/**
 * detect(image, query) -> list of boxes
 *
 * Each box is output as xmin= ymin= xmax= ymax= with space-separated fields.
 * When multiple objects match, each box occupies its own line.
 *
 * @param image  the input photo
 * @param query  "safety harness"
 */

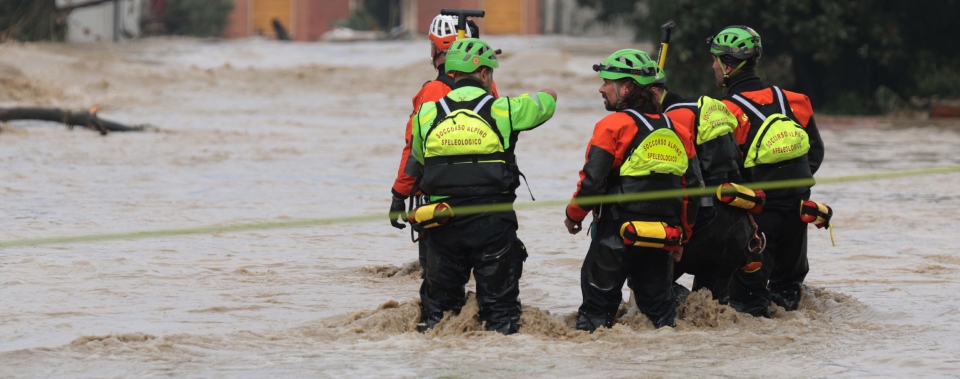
xmin=607 ymin=109 xmax=688 ymax=250
xmin=667 ymin=96 xmax=742 ymax=186
xmin=728 ymin=86 xmax=813 ymax=198
xmin=610 ymin=109 xmax=688 ymax=218
xmin=419 ymin=94 xmax=513 ymax=197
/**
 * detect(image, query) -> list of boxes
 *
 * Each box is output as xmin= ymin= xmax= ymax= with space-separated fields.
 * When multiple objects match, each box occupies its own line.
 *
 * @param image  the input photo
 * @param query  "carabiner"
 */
xmin=748 ymin=230 xmax=766 ymax=254
xmin=746 ymin=214 xmax=765 ymax=254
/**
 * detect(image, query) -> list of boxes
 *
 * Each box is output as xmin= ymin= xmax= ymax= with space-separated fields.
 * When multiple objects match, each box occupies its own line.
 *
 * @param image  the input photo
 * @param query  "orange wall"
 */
xmin=225 ymin=0 xmax=350 ymax=41
xmin=225 ymin=0 xmax=539 ymax=40
xmin=416 ymin=0 xmax=541 ymax=35
xmin=416 ymin=0 xmax=479 ymax=36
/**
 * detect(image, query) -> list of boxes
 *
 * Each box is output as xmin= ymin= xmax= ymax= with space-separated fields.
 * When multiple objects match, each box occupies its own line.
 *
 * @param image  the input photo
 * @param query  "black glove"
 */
xmin=389 ymin=197 xmax=407 ymax=229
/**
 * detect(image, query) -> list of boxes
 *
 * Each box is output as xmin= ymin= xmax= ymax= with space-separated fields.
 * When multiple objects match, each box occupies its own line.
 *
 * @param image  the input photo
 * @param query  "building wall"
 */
xmin=297 ymin=0 xmax=351 ymax=41
xmin=547 ymin=0 xmax=635 ymax=39
xmin=523 ymin=0 xmax=541 ymax=35
xmin=413 ymin=0 xmax=541 ymax=36
xmin=224 ymin=0 xmax=351 ymax=41
xmin=225 ymin=0 xmax=542 ymax=41
xmin=400 ymin=0 xmax=417 ymax=35
xmin=63 ymin=0 xmax=142 ymax=42
xmin=224 ymin=0 xmax=251 ymax=39
xmin=251 ymin=0 xmax=293 ymax=37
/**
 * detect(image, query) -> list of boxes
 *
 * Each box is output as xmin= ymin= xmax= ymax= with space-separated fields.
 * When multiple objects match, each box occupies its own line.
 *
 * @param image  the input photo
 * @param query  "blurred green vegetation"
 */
xmin=578 ymin=0 xmax=960 ymax=114
xmin=0 ymin=0 xmax=235 ymax=40
xmin=164 ymin=0 xmax=235 ymax=37
xmin=0 ymin=0 xmax=67 ymax=42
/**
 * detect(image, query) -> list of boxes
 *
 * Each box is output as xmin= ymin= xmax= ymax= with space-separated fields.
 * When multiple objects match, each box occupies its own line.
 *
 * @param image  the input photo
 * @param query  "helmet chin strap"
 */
xmin=717 ymin=56 xmax=747 ymax=94
xmin=613 ymin=81 xmax=625 ymax=110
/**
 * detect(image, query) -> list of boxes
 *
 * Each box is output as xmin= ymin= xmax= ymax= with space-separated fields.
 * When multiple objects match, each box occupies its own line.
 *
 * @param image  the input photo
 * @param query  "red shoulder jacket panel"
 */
xmin=722 ymin=87 xmax=824 ymax=176
xmin=566 ymin=112 xmax=697 ymax=228
xmin=723 ymin=88 xmax=814 ymax=145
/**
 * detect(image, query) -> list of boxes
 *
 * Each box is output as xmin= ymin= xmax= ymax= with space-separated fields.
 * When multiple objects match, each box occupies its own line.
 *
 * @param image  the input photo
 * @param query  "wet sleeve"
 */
xmin=788 ymin=92 xmax=814 ymax=127
xmin=672 ymin=117 xmax=702 ymax=243
xmin=805 ymin=114 xmax=825 ymax=175
xmin=681 ymin=156 xmax=703 ymax=243
xmin=666 ymin=107 xmax=697 ymax=143
xmin=390 ymin=116 xmax=420 ymax=198
xmin=419 ymin=81 xmax=452 ymax=104
xmin=411 ymin=102 xmax=438 ymax=166
xmin=497 ymin=92 xmax=557 ymax=132
xmin=788 ymin=94 xmax=824 ymax=175
xmin=391 ymin=83 xmax=450 ymax=198
xmin=391 ymin=90 xmax=426 ymax=198
xmin=722 ymin=99 xmax=751 ymax=146
xmin=565 ymin=120 xmax=620 ymax=223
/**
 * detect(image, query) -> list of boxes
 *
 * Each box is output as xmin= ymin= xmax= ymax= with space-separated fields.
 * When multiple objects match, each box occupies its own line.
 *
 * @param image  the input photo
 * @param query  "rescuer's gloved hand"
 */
xmin=389 ymin=197 xmax=407 ymax=229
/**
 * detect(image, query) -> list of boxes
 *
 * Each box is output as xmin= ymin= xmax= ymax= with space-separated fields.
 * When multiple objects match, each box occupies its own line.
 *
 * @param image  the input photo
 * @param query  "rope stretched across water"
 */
xmin=2 ymin=165 xmax=959 ymax=248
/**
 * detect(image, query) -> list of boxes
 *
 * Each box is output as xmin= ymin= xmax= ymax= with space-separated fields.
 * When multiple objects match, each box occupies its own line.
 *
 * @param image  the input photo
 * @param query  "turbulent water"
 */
xmin=1 ymin=36 xmax=959 ymax=378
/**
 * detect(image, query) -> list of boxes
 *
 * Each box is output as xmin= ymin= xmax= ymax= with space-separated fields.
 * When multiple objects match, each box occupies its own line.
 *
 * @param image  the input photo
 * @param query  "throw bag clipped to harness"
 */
xmin=800 ymin=199 xmax=836 ymax=246
xmin=408 ymin=202 xmax=454 ymax=231
xmin=800 ymin=200 xmax=832 ymax=229
xmin=619 ymin=221 xmax=681 ymax=251
xmin=716 ymin=182 xmax=766 ymax=214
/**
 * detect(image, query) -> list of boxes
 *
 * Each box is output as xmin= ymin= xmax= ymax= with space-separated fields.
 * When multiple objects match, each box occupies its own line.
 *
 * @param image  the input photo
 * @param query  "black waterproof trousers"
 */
xmin=576 ymin=207 xmax=688 ymax=331
xmin=418 ymin=204 xmax=527 ymax=335
xmin=728 ymin=195 xmax=810 ymax=316
xmin=675 ymin=203 xmax=754 ymax=301
xmin=418 ymin=238 xmax=428 ymax=279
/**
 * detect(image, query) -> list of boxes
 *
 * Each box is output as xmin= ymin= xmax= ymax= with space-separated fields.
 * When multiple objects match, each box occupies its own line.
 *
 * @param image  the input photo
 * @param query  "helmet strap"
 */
xmin=613 ymin=81 xmax=625 ymax=110
xmin=717 ymin=57 xmax=748 ymax=94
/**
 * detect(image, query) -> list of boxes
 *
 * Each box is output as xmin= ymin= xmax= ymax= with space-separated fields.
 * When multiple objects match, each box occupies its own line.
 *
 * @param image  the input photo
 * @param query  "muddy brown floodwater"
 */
xmin=1 ymin=37 xmax=959 ymax=378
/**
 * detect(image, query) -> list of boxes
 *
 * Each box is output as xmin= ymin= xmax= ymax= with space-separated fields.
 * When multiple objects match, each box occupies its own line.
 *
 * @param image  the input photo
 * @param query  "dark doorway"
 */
xmin=364 ymin=0 xmax=401 ymax=31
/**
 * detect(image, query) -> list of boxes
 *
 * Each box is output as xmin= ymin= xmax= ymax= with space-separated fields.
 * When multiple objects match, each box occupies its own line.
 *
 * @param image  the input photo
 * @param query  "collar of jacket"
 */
xmin=452 ymin=77 xmax=486 ymax=91
xmin=661 ymin=91 xmax=690 ymax=110
xmin=726 ymin=71 xmax=767 ymax=94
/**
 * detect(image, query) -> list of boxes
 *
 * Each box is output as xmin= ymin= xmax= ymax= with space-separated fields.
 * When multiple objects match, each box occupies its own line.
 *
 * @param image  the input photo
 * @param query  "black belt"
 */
xmin=424 ymin=152 xmax=507 ymax=165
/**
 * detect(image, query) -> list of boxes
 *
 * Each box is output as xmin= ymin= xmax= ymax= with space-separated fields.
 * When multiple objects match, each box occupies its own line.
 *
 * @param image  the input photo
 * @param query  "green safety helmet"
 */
xmin=653 ymin=64 xmax=667 ymax=85
xmin=445 ymin=38 xmax=499 ymax=74
xmin=708 ymin=25 xmax=762 ymax=60
xmin=593 ymin=49 xmax=663 ymax=86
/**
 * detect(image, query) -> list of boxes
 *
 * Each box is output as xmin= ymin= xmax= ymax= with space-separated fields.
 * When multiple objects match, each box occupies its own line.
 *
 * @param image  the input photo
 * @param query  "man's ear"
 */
xmin=618 ymin=80 xmax=632 ymax=97
xmin=723 ymin=61 xmax=738 ymax=75
xmin=650 ymin=85 xmax=663 ymax=99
